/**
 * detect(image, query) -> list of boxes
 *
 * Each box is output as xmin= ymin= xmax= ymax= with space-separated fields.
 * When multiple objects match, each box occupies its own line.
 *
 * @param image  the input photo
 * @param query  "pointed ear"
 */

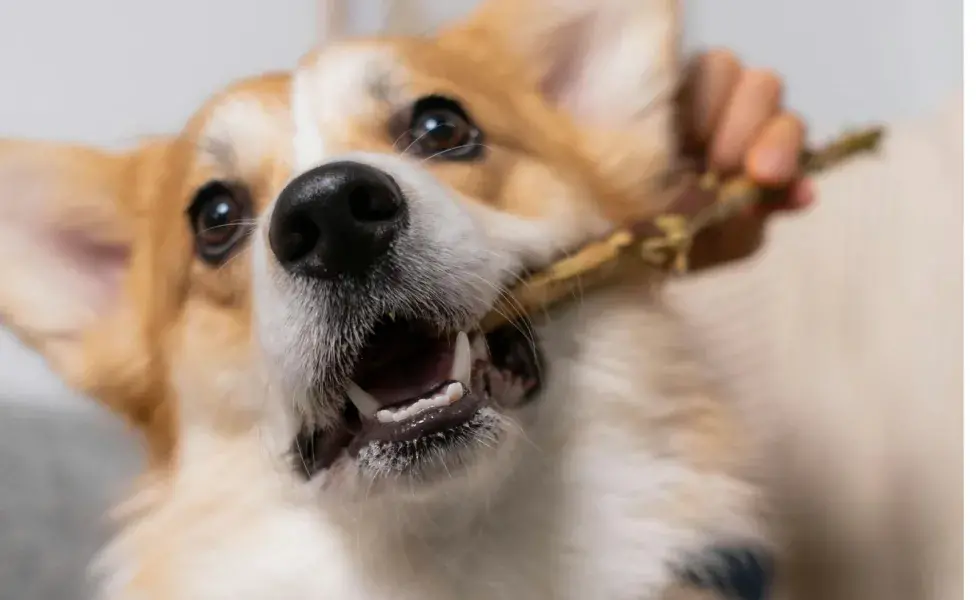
xmin=0 ymin=139 xmax=139 ymax=392
xmin=447 ymin=0 xmax=683 ymax=170
xmin=442 ymin=0 xmax=683 ymax=220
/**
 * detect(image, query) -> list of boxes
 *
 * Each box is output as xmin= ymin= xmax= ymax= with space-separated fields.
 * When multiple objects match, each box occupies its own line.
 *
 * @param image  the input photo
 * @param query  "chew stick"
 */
xmin=480 ymin=127 xmax=885 ymax=332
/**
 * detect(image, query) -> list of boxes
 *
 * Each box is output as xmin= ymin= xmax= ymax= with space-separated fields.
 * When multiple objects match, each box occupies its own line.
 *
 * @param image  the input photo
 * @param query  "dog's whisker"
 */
xmin=390 ymin=127 xmax=414 ymax=153
xmin=398 ymin=128 xmax=432 ymax=156
xmin=415 ymin=262 xmax=540 ymax=371
xmin=211 ymin=239 xmax=254 ymax=274
xmin=419 ymin=143 xmax=492 ymax=164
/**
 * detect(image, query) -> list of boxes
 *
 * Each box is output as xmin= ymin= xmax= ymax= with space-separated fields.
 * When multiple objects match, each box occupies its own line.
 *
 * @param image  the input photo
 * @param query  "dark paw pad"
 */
xmin=676 ymin=545 xmax=774 ymax=600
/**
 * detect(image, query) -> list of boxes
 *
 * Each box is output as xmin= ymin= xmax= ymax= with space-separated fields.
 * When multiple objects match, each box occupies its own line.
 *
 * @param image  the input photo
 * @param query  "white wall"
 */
xmin=684 ymin=0 xmax=962 ymax=142
xmin=0 ymin=0 xmax=319 ymax=409
xmin=0 ymin=0 xmax=319 ymax=146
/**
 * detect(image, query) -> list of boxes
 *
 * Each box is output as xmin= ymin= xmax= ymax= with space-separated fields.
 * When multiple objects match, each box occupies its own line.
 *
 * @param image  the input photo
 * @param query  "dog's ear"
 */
xmin=445 ymin=0 xmax=683 ymax=192
xmin=0 ymin=139 xmax=164 ymax=411
xmin=0 ymin=138 xmax=177 ymax=460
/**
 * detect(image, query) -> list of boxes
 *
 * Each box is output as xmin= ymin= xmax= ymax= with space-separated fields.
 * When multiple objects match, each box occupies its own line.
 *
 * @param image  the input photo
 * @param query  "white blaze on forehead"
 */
xmin=291 ymin=46 xmax=398 ymax=173
xmin=200 ymin=97 xmax=291 ymax=175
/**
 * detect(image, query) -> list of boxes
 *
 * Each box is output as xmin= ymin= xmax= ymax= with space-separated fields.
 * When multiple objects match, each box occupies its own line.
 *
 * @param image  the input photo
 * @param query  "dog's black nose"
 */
xmin=269 ymin=161 xmax=406 ymax=278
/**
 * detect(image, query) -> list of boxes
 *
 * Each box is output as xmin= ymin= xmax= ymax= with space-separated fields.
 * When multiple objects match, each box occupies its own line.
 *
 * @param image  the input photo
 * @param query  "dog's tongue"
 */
xmin=351 ymin=330 xmax=457 ymax=409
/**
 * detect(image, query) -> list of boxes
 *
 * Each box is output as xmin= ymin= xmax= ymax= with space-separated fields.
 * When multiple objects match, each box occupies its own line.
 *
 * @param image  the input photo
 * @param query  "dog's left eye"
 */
xmin=400 ymin=95 xmax=483 ymax=161
xmin=186 ymin=181 xmax=253 ymax=265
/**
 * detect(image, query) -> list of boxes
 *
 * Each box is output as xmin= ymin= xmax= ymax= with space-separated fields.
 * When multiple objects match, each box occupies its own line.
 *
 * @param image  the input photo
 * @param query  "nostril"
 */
xmin=273 ymin=214 xmax=320 ymax=264
xmin=269 ymin=161 xmax=407 ymax=278
xmin=348 ymin=182 xmax=402 ymax=223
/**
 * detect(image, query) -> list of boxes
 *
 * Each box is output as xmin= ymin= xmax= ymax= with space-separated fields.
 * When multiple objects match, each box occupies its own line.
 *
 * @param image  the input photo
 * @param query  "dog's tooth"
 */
xmin=446 ymin=382 xmax=464 ymax=403
xmin=471 ymin=334 xmax=489 ymax=361
xmin=346 ymin=382 xmax=382 ymax=417
xmin=404 ymin=399 xmax=430 ymax=420
xmin=374 ymin=391 xmax=463 ymax=425
xmin=451 ymin=331 xmax=472 ymax=386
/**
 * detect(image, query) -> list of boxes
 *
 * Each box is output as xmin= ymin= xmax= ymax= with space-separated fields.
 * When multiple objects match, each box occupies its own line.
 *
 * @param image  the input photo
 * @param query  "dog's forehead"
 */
xmin=192 ymin=73 xmax=293 ymax=181
xmin=190 ymin=44 xmax=403 ymax=182
xmin=291 ymin=44 xmax=405 ymax=172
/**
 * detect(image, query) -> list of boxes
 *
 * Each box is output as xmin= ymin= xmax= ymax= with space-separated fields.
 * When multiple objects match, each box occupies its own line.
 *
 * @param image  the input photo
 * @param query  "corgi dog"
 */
xmin=0 ymin=0 xmax=779 ymax=598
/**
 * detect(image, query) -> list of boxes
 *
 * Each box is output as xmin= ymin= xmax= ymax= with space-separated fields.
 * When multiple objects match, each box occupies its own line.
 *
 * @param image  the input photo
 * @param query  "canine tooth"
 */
xmin=446 ymin=382 xmax=464 ymax=402
xmin=451 ymin=331 xmax=472 ymax=386
xmin=347 ymin=383 xmax=382 ymax=417
xmin=376 ymin=409 xmax=395 ymax=423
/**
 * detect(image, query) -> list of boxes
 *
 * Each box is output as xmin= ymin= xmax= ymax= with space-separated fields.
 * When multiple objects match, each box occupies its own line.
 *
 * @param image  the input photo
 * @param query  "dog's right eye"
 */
xmin=186 ymin=181 xmax=253 ymax=265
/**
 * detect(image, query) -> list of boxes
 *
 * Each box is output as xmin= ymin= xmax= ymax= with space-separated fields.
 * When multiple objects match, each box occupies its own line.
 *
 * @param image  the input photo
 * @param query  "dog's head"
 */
xmin=0 ymin=0 xmax=679 ymax=502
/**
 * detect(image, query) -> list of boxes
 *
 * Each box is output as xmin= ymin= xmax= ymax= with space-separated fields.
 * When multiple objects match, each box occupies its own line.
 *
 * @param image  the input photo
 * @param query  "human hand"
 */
xmin=677 ymin=50 xmax=813 ymax=270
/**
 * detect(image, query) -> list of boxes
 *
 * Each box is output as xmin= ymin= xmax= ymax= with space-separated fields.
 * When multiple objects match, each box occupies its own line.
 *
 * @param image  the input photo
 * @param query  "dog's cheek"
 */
xmin=169 ymin=302 xmax=260 ymax=421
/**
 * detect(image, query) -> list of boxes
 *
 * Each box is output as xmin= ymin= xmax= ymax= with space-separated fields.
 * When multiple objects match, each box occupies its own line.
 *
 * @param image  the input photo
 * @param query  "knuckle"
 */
xmin=706 ymin=48 xmax=743 ymax=74
xmin=743 ymin=69 xmax=783 ymax=99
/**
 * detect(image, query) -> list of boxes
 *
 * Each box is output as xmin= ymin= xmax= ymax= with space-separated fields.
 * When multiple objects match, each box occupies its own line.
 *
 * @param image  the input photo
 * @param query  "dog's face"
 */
xmin=0 ymin=0 xmax=678 ymax=502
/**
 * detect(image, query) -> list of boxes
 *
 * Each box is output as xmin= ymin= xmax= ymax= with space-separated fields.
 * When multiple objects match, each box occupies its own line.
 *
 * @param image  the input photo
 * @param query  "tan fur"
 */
xmin=0 ymin=74 xmax=294 ymax=464
xmin=0 ymin=1 xmax=777 ymax=599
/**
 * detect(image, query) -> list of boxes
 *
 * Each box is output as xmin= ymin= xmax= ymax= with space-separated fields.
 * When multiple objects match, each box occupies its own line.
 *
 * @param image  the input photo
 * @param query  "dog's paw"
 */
xmin=674 ymin=545 xmax=774 ymax=600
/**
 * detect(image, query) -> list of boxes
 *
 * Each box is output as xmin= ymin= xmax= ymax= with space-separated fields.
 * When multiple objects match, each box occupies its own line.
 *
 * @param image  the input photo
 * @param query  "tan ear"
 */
xmin=0 ymin=139 xmax=172 ymax=447
xmin=0 ymin=139 xmax=130 ymax=342
xmin=445 ymin=0 xmax=684 ymax=193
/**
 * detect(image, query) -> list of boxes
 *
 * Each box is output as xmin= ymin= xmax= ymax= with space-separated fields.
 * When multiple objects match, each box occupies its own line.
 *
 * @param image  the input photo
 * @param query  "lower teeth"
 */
xmin=375 ymin=382 xmax=465 ymax=424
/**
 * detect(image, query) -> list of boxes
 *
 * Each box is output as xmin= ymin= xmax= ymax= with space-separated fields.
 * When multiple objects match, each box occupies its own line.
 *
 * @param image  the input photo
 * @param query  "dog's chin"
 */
xmin=293 ymin=315 xmax=543 ymax=494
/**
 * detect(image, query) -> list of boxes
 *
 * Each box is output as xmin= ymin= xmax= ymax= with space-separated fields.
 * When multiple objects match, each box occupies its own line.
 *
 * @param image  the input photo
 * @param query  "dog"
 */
xmin=0 ymin=0 xmax=782 ymax=598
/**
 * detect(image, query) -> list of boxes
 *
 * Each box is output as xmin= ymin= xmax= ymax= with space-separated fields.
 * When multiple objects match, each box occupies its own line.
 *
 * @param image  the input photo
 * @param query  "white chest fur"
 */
xmin=99 ymin=285 xmax=769 ymax=600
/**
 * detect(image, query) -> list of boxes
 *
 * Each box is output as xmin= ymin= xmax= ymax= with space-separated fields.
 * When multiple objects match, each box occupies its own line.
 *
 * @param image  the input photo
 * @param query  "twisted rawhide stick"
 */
xmin=480 ymin=127 xmax=885 ymax=333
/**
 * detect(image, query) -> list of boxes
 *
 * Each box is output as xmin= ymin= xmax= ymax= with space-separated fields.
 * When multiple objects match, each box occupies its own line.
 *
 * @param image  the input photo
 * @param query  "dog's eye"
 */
xmin=401 ymin=95 xmax=483 ymax=161
xmin=186 ymin=181 xmax=253 ymax=265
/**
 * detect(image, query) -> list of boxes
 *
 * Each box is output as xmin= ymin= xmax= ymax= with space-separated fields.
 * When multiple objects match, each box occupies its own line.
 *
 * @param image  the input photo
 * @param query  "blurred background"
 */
xmin=0 ymin=1 xmax=961 ymax=599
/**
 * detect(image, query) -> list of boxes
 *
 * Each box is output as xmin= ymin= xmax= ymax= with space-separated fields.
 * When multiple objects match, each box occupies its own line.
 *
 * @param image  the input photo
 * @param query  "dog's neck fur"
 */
xmin=99 ymin=284 xmax=768 ymax=600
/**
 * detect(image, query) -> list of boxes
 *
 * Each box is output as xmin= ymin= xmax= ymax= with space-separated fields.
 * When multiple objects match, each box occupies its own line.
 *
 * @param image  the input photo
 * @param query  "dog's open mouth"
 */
xmin=295 ymin=316 xmax=542 ymax=476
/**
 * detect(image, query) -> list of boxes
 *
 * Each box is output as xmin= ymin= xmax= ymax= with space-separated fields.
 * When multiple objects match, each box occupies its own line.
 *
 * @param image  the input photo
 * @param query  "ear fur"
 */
xmin=0 ymin=140 xmax=132 ymax=354
xmin=444 ymin=0 xmax=684 ymax=212
xmin=0 ymin=138 xmax=174 ymax=459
